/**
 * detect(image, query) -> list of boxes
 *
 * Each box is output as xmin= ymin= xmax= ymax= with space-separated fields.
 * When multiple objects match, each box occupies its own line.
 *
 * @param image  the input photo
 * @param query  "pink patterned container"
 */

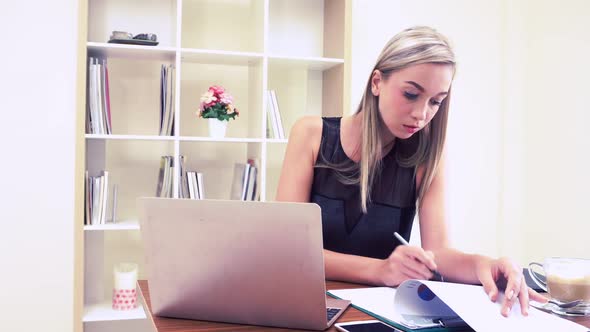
xmin=112 ymin=263 xmax=138 ymax=310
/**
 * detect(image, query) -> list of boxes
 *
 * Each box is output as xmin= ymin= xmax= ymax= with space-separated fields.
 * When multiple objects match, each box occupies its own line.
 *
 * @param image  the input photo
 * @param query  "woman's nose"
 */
xmin=412 ymin=103 xmax=428 ymax=121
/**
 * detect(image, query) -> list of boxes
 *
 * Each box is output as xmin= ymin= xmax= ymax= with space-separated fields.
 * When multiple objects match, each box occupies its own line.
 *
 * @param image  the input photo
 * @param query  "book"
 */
xmin=187 ymin=171 xmax=196 ymax=199
xmin=196 ymin=172 xmax=204 ymax=199
xmin=230 ymin=163 xmax=251 ymax=200
xmin=84 ymin=171 xmax=90 ymax=225
xmin=100 ymin=170 xmax=109 ymax=224
xmin=178 ymin=156 xmax=189 ymax=199
xmin=104 ymin=59 xmax=112 ymax=134
xmin=269 ymin=90 xmax=285 ymax=139
xmin=110 ymin=184 xmax=118 ymax=223
xmin=156 ymin=156 xmax=166 ymax=197
xmin=85 ymin=57 xmax=112 ymax=134
xmin=328 ymin=280 xmax=588 ymax=332
xmin=246 ymin=159 xmax=259 ymax=201
xmin=159 ymin=64 xmax=175 ymax=136
xmin=266 ymin=91 xmax=278 ymax=139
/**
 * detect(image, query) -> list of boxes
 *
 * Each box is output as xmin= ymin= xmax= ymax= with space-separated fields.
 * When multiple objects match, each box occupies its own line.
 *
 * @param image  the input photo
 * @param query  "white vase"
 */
xmin=208 ymin=118 xmax=227 ymax=138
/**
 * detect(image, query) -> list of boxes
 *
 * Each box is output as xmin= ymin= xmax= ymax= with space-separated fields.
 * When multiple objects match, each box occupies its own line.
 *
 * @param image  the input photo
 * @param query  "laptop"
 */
xmin=137 ymin=198 xmax=351 ymax=330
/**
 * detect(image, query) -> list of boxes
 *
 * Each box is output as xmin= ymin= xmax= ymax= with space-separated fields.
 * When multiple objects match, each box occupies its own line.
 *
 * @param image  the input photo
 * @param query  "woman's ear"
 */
xmin=371 ymin=70 xmax=382 ymax=96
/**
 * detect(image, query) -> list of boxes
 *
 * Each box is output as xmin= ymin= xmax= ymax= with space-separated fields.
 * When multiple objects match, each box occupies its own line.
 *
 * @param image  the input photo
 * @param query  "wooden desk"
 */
xmin=138 ymin=280 xmax=590 ymax=332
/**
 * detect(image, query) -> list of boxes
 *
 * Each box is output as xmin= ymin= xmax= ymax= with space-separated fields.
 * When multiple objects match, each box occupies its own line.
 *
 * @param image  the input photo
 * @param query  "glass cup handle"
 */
xmin=528 ymin=262 xmax=547 ymax=292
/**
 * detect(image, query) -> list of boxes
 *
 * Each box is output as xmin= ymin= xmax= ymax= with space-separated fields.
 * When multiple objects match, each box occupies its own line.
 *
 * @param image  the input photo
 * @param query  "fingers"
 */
xmin=389 ymin=245 xmax=435 ymax=280
xmin=400 ymin=255 xmax=433 ymax=280
xmin=518 ymin=277 xmax=529 ymax=316
xmin=479 ymin=269 xmax=500 ymax=302
xmin=528 ymin=287 xmax=548 ymax=303
xmin=499 ymin=260 xmax=522 ymax=317
xmin=402 ymin=246 xmax=438 ymax=271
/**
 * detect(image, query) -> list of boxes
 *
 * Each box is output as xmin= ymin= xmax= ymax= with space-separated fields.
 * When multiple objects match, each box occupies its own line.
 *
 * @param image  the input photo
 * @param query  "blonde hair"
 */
xmin=321 ymin=26 xmax=456 ymax=212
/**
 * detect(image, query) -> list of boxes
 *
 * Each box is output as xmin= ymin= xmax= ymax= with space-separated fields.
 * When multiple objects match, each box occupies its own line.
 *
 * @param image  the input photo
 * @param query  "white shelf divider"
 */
xmin=84 ymin=220 xmax=140 ymax=231
xmin=178 ymin=136 xmax=264 ymax=143
xmin=83 ymin=301 xmax=146 ymax=322
xmin=87 ymin=42 xmax=177 ymax=61
xmin=268 ymin=54 xmax=344 ymax=71
xmin=265 ymin=139 xmax=289 ymax=144
xmin=180 ymin=48 xmax=264 ymax=65
xmin=85 ymin=134 xmax=176 ymax=141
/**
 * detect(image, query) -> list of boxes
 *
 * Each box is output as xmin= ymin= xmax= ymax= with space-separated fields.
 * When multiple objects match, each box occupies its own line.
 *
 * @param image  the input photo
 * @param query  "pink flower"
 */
xmin=219 ymin=92 xmax=233 ymax=105
xmin=209 ymin=85 xmax=225 ymax=96
xmin=200 ymin=90 xmax=217 ymax=104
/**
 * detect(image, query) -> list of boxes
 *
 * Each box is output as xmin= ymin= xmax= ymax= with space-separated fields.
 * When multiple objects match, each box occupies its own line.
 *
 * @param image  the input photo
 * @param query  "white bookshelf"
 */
xmin=82 ymin=0 xmax=350 ymax=328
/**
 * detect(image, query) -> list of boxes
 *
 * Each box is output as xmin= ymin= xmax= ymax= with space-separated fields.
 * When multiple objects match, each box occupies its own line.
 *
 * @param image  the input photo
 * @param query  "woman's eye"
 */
xmin=430 ymin=100 xmax=442 ymax=106
xmin=403 ymin=92 xmax=418 ymax=100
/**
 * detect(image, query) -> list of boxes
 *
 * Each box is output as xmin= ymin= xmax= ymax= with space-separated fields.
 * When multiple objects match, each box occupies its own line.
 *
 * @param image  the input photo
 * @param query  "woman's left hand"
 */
xmin=475 ymin=256 xmax=547 ymax=317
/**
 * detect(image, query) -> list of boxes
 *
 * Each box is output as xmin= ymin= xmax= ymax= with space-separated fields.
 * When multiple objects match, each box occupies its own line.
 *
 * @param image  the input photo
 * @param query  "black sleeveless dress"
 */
xmin=310 ymin=117 xmax=417 ymax=259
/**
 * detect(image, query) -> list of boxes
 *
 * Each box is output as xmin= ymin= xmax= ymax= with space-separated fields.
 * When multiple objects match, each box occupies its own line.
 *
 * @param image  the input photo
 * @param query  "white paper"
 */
xmin=330 ymin=281 xmax=588 ymax=332
xmin=421 ymin=280 xmax=588 ymax=332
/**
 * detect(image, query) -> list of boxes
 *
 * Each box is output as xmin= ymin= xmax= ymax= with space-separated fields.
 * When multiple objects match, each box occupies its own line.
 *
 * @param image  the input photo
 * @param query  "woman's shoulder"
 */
xmin=289 ymin=115 xmax=324 ymax=163
xmin=290 ymin=115 xmax=323 ymax=140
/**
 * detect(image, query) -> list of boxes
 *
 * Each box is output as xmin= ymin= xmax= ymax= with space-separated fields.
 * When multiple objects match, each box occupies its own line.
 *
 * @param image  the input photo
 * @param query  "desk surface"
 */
xmin=138 ymin=280 xmax=590 ymax=332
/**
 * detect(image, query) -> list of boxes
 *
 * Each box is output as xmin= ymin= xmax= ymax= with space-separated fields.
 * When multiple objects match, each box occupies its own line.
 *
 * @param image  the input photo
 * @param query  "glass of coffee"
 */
xmin=528 ymin=257 xmax=590 ymax=313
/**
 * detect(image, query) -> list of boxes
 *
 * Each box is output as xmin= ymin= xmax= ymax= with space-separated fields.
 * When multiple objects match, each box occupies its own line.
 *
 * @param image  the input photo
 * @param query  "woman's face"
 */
xmin=371 ymin=63 xmax=453 ymax=139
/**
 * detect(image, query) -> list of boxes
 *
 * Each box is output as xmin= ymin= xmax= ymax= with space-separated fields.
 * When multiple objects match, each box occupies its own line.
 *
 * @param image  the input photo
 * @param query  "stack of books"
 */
xmin=266 ymin=90 xmax=285 ymax=139
xmin=230 ymin=159 xmax=258 ymax=201
xmin=158 ymin=156 xmax=205 ymax=199
xmin=159 ymin=64 xmax=175 ymax=136
xmin=86 ymin=57 xmax=112 ymax=134
xmin=85 ymin=170 xmax=117 ymax=225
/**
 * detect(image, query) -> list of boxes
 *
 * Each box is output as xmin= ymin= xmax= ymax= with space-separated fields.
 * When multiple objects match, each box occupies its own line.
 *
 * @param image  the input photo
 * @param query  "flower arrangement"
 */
xmin=198 ymin=85 xmax=239 ymax=121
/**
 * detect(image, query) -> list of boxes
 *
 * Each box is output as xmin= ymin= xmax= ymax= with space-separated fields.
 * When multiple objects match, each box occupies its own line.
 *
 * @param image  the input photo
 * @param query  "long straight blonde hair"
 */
xmin=321 ymin=26 xmax=456 ymax=212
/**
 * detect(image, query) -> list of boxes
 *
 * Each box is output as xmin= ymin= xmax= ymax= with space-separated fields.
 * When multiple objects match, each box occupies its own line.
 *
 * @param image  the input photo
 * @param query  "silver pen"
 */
xmin=394 ymin=232 xmax=444 ymax=282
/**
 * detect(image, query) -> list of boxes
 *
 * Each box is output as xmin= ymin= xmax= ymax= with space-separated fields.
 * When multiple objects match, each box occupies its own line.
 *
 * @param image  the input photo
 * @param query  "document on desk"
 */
xmin=328 ymin=280 xmax=588 ymax=332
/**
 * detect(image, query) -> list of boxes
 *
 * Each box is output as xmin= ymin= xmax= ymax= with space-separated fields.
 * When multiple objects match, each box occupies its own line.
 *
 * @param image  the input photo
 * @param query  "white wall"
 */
xmin=0 ymin=1 xmax=82 ymax=331
xmin=350 ymin=0 xmax=505 ymax=257
xmin=517 ymin=0 xmax=590 ymax=263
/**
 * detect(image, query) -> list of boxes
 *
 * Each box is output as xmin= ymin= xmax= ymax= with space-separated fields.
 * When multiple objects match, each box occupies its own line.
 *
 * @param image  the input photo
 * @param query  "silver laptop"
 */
xmin=138 ymin=198 xmax=350 ymax=330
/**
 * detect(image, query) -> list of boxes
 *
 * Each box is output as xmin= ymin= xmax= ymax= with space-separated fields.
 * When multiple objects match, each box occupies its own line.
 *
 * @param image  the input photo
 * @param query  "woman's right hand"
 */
xmin=374 ymin=245 xmax=438 ymax=287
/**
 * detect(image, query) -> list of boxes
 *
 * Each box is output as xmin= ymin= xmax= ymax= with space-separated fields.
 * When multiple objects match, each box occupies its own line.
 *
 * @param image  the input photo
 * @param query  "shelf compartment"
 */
xmin=268 ymin=0 xmax=346 ymax=59
xmin=87 ymin=0 xmax=177 ymax=47
xmin=85 ymin=56 xmax=174 ymax=136
xmin=179 ymin=60 xmax=263 ymax=139
xmin=180 ymin=141 xmax=262 ymax=200
xmin=85 ymin=140 xmax=175 ymax=227
xmin=181 ymin=0 xmax=264 ymax=53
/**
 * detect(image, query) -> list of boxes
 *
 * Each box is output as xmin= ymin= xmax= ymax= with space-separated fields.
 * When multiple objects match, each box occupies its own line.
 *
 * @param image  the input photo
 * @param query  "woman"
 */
xmin=276 ymin=26 xmax=546 ymax=317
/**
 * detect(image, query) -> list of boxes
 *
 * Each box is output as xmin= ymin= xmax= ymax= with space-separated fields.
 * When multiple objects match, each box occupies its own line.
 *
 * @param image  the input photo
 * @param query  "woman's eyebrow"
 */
xmin=405 ymin=81 xmax=448 ymax=96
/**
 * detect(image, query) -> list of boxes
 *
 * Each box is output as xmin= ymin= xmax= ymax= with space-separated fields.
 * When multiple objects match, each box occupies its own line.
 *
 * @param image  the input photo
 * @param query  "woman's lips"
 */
xmin=403 ymin=125 xmax=419 ymax=134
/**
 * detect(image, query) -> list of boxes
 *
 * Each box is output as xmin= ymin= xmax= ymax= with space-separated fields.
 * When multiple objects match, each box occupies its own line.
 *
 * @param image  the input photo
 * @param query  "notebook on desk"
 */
xmin=328 ymin=280 xmax=588 ymax=332
xmin=138 ymin=198 xmax=350 ymax=331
